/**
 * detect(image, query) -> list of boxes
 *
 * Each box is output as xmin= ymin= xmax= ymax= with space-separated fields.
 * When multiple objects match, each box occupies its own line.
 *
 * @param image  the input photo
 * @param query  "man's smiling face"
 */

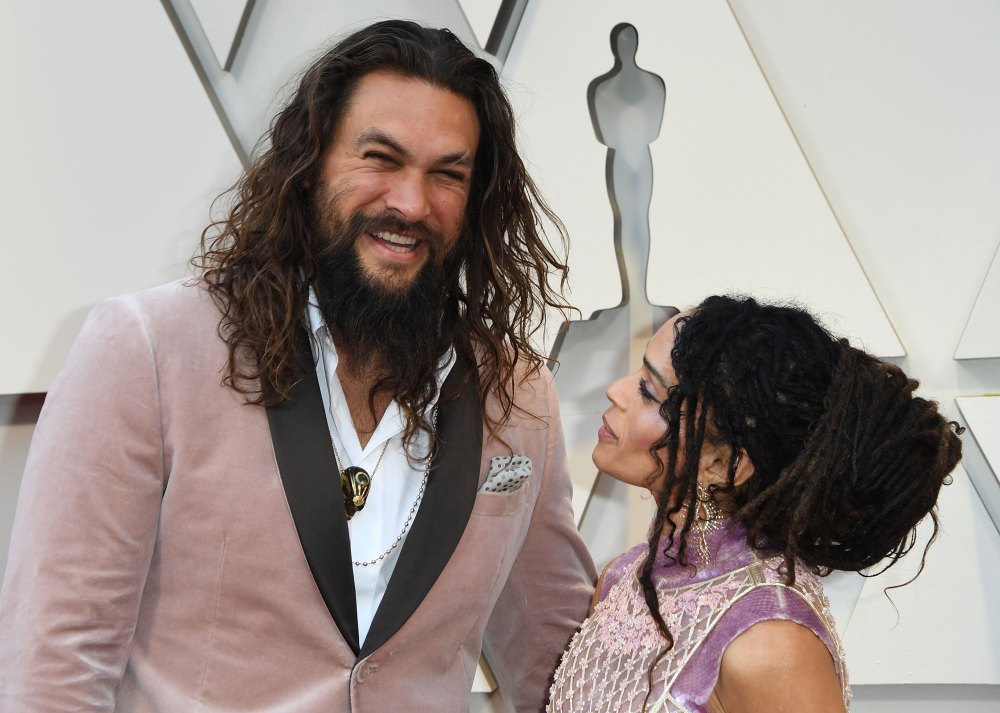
xmin=315 ymin=70 xmax=480 ymax=293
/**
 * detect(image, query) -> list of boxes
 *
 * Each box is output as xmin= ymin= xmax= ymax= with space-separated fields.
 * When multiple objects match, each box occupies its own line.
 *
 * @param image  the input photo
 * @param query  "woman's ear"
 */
xmin=698 ymin=446 xmax=754 ymax=488
xmin=697 ymin=445 xmax=728 ymax=487
xmin=732 ymin=448 xmax=754 ymax=487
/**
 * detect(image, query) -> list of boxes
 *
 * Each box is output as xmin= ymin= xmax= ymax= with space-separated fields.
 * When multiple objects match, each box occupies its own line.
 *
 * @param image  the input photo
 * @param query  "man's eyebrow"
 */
xmin=357 ymin=128 xmax=474 ymax=168
xmin=357 ymin=129 xmax=411 ymax=160
xmin=643 ymin=356 xmax=670 ymax=391
xmin=438 ymin=151 xmax=475 ymax=168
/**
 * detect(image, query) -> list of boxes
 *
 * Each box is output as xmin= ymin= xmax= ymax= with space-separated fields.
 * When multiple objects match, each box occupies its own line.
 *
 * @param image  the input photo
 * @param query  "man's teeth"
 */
xmin=375 ymin=231 xmax=419 ymax=253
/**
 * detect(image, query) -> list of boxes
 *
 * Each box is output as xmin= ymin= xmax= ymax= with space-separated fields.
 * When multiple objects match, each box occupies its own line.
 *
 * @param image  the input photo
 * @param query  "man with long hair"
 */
xmin=0 ymin=20 xmax=595 ymax=711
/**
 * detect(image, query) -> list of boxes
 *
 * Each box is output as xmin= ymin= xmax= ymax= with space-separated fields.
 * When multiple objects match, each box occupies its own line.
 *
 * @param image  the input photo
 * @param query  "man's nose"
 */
xmin=384 ymin=171 xmax=432 ymax=224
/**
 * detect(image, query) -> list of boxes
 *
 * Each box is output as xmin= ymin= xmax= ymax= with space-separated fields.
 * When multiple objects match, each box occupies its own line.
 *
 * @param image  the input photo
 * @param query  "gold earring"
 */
xmin=693 ymin=481 xmax=724 ymax=565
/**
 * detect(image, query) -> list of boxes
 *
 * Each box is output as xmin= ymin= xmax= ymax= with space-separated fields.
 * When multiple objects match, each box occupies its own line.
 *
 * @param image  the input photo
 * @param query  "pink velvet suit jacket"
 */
xmin=0 ymin=280 xmax=595 ymax=712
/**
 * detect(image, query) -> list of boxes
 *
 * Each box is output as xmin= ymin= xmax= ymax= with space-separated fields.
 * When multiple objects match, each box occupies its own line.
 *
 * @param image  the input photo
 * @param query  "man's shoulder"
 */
xmin=474 ymin=350 xmax=557 ymax=428
xmin=101 ymin=277 xmax=219 ymax=324
xmin=123 ymin=276 xmax=215 ymax=311
xmin=471 ymin=342 xmax=553 ymax=387
xmin=88 ymin=277 xmax=222 ymax=347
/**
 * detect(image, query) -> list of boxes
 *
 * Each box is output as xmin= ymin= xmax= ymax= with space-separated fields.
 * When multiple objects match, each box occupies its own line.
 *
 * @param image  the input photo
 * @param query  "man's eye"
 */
xmin=436 ymin=170 xmax=467 ymax=183
xmin=365 ymin=151 xmax=396 ymax=164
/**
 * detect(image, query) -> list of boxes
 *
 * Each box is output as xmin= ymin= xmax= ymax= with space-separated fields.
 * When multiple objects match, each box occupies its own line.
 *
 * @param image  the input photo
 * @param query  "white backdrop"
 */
xmin=1 ymin=1 xmax=998 ymax=711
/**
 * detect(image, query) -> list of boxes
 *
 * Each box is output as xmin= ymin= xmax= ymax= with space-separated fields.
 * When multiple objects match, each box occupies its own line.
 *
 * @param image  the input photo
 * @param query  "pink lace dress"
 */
xmin=548 ymin=522 xmax=850 ymax=712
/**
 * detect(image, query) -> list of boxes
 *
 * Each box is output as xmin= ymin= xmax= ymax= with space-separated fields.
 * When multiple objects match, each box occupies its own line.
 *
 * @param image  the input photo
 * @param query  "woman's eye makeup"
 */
xmin=638 ymin=378 xmax=661 ymax=403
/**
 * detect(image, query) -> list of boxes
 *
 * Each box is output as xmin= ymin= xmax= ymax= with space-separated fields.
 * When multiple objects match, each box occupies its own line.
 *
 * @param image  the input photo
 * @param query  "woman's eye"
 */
xmin=638 ymin=378 xmax=660 ymax=404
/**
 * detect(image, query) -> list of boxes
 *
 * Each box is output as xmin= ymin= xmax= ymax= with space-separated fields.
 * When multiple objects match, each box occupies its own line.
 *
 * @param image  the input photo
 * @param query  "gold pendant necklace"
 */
xmin=331 ymin=437 xmax=390 ymax=520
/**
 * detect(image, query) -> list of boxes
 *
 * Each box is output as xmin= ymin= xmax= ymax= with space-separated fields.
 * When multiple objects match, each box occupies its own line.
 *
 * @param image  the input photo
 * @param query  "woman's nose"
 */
xmin=605 ymin=374 xmax=629 ymax=407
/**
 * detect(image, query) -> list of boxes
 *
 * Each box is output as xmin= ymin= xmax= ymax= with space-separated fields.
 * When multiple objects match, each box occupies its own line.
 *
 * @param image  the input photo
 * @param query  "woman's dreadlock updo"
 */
xmin=638 ymin=295 xmax=963 ymax=646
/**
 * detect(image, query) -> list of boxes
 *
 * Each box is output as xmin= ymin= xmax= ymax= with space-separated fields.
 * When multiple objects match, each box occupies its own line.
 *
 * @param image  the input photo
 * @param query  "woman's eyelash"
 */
xmin=638 ymin=378 xmax=660 ymax=403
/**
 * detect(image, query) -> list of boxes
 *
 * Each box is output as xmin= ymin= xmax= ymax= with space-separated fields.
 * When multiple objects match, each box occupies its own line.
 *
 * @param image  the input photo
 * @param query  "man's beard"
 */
xmin=312 ymin=208 xmax=462 ymax=384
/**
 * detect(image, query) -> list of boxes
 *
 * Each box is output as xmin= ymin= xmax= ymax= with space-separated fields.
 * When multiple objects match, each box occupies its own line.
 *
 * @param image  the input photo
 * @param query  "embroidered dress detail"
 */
xmin=548 ymin=523 xmax=849 ymax=712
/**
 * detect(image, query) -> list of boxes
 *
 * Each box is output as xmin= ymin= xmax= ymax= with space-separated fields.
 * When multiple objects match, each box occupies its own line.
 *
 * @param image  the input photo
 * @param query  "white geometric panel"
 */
xmin=189 ymin=0 xmax=255 ymax=71
xmin=725 ymin=0 xmax=1000 ymax=364
xmin=181 ymin=0 xmax=477 ymax=160
xmin=528 ymin=19 xmax=670 ymax=546
xmin=471 ymin=657 xmax=496 ymax=693
xmin=563 ymin=411 xmax=601 ymax=524
xmin=0 ymin=0 xmax=241 ymax=394
xmin=502 ymin=1 xmax=624 ymax=326
xmin=956 ymin=243 xmax=1000 ymax=359
xmin=646 ymin=1 xmax=903 ymax=356
xmin=819 ymin=570 xmax=866 ymax=639
xmin=840 ymin=462 xmax=1000 ymax=684
xmin=956 ymin=396 xmax=1000 ymax=532
xmin=554 ymin=308 xmax=639 ymax=526
xmin=503 ymin=0 xmax=902 ymax=357
xmin=957 ymin=397 xmax=1000 ymax=478
xmin=456 ymin=0 xmax=503 ymax=50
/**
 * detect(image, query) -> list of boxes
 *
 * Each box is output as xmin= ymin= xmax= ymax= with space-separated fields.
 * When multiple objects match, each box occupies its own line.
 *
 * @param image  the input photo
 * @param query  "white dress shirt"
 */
xmin=306 ymin=291 xmax=455 ymax=646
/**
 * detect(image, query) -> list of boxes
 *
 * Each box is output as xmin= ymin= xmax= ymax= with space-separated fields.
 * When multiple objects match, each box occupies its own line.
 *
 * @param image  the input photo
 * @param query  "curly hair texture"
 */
xmin=193 ymin=20 xmax=569 ymax=443
xmin=637 ymin=295 xmax=963 ymax=646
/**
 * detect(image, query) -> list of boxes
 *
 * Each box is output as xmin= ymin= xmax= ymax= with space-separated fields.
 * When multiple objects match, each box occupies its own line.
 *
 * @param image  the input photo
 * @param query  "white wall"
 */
xmin=1 ymin=0 xmax=998 ymax=709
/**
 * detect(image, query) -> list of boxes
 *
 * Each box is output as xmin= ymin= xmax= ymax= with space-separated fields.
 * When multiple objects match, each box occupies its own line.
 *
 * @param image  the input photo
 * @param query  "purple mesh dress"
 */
xmin=548 ymin=522 xmax=850 ymax=712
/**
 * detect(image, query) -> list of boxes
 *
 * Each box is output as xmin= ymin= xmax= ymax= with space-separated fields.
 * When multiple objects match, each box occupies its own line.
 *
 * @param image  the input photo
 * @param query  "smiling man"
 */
xmin=0 ymin=20 xmax=595 ymax=712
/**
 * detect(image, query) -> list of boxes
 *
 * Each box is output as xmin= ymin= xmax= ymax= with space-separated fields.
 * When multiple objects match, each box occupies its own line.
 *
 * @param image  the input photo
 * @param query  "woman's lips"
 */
xmin=598 ymin=415 xmax=617 ymax=440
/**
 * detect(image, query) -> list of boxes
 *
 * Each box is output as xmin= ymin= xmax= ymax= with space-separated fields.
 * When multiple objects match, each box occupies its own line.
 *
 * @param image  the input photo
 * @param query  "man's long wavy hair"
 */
xmin=636 ymin=296 xmax=963 ymax=693
xmin=193 ymin=20 xmax=570 ymax=441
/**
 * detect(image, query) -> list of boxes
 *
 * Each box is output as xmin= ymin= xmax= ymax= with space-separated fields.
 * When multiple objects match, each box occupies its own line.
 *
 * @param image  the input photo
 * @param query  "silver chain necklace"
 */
xmin=331 ymin=408 xmax=437 ymax=568
xmin=352 ymin=469 xmax=428 ymax=567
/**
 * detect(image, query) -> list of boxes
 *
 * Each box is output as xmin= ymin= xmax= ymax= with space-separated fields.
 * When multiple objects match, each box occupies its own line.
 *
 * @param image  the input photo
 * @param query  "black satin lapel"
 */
xmin=359 ymin=355 xmax=482 ymax=657
xmin=266 ymin=331 xmax=360 ymax=654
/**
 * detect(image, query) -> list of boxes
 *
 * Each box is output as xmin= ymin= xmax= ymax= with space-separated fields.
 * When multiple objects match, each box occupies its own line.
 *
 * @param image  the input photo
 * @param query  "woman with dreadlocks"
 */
xmin=547 ymin=295 xmax=964 ymax=713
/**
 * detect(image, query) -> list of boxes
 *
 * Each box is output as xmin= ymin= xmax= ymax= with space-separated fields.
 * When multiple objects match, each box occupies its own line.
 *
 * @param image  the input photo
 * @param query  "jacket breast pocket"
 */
xmin=470 ymin=483 xmax=530 ymax=517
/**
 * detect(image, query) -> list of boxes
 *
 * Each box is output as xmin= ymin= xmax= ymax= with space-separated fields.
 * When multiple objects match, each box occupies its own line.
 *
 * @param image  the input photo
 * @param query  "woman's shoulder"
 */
xmin=595 ymin=542 xmax=648 ymax=602
xmin=712 ymin=617 xmax=848 ymax=712
xmin=696 ymin=557 xmax=850 ymax=711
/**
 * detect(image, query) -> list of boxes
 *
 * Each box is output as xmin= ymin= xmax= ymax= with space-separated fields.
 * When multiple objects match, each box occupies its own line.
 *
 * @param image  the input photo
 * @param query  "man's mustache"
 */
xmin=321 ymin=210 xmax=443 ymax=254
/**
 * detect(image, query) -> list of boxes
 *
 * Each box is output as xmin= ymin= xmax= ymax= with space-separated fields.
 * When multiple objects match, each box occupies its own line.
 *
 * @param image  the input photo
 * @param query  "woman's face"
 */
xmin=593 ymin=314 xmax=682 ymax=495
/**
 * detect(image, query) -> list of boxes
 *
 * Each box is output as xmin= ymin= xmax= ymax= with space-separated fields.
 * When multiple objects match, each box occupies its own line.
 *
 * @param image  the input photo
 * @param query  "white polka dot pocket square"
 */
xmin=480 ymin=455 xmax=532 ymax=493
